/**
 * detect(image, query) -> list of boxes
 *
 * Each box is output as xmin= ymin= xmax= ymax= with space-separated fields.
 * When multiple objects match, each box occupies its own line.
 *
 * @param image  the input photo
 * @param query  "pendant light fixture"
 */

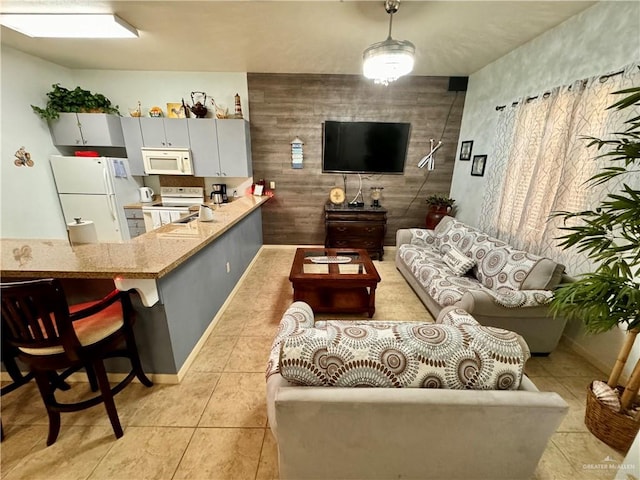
xmin=363 ymin=0 xmax=415 ymax=86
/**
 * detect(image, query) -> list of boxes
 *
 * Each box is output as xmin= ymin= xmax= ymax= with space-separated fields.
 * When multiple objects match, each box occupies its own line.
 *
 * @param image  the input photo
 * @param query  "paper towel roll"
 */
xmin=67 ymin=219 xmax=98 ymax=244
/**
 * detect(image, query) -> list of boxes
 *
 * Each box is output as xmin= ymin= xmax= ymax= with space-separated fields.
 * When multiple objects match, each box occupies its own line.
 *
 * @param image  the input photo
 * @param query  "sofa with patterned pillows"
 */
xmin=395 ymin=216 xmax=567 ymax=353
xmin=265 ymin=302 xmax=568 ymax=480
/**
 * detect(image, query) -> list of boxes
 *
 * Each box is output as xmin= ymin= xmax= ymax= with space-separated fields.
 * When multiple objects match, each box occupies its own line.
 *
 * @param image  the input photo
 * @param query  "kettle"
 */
xmin=190 ymin=91 xmax=208 ymax=118
xmin=198 ymin=204 xmax=214 ymax=222
xmin=139 ymin=187 xmax=154 ymax=203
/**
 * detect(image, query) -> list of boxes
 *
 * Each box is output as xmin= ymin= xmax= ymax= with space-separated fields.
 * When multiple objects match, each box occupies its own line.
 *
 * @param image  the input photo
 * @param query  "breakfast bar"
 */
xmin=1 ymin=196 xmax=269 ymax=381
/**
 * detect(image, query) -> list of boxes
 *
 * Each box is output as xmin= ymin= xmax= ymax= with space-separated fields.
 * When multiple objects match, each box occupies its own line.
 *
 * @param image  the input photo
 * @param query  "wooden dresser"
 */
xmin=324 ymin=204 xmax=387 ymax=260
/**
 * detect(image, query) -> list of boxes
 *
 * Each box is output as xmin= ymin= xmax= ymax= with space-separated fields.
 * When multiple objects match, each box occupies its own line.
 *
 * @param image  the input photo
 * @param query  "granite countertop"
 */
xmin=1 ymin=196 xmax=269 ymax=280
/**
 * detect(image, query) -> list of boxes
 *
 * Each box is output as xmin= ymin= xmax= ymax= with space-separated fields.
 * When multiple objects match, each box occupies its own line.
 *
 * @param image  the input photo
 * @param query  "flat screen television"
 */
xmin=322 ymin=120 xmax=411 ymax=174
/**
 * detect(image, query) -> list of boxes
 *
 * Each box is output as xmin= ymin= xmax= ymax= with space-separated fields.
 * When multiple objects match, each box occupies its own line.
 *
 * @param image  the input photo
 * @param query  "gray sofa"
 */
xmin=396 ymin=216 xmax=567 ymax=353
xmin=266 ymin=302 xmax=569 ymax=480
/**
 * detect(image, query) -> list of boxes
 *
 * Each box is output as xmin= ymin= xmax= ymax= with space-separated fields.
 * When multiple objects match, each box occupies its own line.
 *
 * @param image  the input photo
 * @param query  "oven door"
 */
xmin=142 ymin=148 xmax=193 ymax=175
xmin=142 ymin=207 xmax=191 ymax=231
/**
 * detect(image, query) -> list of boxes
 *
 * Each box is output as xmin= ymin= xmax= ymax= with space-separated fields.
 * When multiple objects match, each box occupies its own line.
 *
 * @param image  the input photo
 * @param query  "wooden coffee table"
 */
xmin=289 ymin=248 xmax=381 ymax=317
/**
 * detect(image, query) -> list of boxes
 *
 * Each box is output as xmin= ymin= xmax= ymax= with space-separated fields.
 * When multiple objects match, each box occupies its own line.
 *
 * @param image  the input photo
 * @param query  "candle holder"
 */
xmin=370 ymin=186 xmax=383 ymax=208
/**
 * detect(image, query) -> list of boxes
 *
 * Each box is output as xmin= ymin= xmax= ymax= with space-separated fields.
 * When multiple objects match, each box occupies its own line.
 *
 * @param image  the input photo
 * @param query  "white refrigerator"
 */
xmin=50 ymin=156 xmax=140 ymax=242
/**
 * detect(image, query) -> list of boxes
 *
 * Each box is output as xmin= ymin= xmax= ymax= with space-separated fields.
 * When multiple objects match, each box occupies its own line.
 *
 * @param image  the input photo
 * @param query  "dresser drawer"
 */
xmin=329 ymin=237 xmax=381 ymax=249
xmin=325 ymin=212 xmax=386 ymax=222
xmin=327 ymin=223 xmax=384 ymax=236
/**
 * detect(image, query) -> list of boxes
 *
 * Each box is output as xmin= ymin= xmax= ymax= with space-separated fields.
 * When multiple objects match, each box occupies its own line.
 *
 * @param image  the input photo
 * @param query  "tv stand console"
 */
xmin=324 ymin=204 xmax=387 ymax=260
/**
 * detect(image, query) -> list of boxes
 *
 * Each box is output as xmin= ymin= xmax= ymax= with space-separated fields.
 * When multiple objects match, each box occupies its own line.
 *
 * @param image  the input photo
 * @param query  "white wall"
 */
xmin=0 ymin=46 xmax=249 ymax=239
xmin=450 ymin=1 xmax=640 ymax=382
xmin=1 ymin=46 xmax=73 ymax=239
xmin=451 ymin=1 xmax=640 ymax=226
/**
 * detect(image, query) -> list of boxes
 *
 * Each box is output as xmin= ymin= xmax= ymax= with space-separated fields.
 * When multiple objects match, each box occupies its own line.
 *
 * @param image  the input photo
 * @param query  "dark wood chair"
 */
xmin=1 ymin=278 xmax=152 ymax=446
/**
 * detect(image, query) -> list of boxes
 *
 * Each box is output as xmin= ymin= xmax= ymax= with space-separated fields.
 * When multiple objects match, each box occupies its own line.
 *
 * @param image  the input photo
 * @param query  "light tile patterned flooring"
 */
xmin=0 ymin=246 xmax=629 ymax=479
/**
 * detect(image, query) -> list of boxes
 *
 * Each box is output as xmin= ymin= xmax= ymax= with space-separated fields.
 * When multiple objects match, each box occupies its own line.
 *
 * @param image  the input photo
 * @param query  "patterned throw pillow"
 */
xmin=278 ymin=317 xmax=529 ymax=390
xmin=443 ymin=247 xmax=475 ymax=276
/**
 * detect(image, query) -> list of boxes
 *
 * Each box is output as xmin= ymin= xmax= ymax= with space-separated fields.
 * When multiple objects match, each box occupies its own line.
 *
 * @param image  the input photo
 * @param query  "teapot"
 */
xmin=198 ymin=204 xmax=214 ymax=222
xmin=190 ymin=91 xmax=208 ymax=118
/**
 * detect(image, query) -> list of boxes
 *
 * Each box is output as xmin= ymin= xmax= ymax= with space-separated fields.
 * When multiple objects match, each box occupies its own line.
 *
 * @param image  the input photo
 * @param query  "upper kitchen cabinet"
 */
xmin=188 ymin=119 xmax=220 ymax=177
xmin=49 ymin=113 xmax=125 ymax=147
xmin=140 ymin=118 xmax=190 ymax=148
xmin=216 ymin=119 xmax=252 ymax=177
xmin=120 ymin=117 xmax=146 ymax=176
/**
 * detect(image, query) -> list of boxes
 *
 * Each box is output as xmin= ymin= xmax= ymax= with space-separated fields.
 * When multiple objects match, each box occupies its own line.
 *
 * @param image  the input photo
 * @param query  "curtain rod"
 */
xmin=495 ymin=68 xmax=625 ymax=111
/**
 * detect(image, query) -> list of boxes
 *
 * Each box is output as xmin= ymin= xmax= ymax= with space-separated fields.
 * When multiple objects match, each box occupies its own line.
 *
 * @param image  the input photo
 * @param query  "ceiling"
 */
xmin=0 ymin=1 xmax=596 ymax=76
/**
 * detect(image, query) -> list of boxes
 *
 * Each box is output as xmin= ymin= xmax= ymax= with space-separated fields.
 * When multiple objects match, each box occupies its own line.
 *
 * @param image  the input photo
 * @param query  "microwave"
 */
xmin=141 ymin=148 xmax=193 ymax=175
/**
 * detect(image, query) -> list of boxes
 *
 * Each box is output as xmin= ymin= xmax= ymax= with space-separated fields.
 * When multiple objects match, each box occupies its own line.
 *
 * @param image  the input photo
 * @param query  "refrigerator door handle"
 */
xmin=102 ymin=162 xmax=116 ymax=195
xmin=107 ymin=194 xmax=117 ymax=220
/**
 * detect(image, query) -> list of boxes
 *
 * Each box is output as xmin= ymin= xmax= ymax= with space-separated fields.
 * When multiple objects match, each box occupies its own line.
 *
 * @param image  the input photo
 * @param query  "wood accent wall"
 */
xmin=247 ymin=74 xmax=465 ymax=246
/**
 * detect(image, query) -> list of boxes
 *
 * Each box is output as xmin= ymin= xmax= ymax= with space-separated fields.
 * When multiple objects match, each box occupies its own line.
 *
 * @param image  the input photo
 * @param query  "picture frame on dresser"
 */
xmin=471 ymin=155 xmax=487 ymax=176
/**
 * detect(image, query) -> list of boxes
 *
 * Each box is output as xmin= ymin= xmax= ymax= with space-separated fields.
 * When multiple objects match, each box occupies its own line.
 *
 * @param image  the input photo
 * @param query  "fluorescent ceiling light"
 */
xmin=0 ymin=14 xmax=138 ymax=38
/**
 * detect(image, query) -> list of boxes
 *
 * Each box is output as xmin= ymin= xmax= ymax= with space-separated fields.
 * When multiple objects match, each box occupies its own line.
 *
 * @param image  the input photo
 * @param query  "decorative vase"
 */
xmin=425 ymin=205 xmax=451 ymax=229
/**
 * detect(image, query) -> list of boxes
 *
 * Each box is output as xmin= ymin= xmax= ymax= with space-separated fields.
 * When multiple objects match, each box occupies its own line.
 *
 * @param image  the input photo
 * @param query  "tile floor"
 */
xmin=0 ymin=246 xmax=631 ymax=479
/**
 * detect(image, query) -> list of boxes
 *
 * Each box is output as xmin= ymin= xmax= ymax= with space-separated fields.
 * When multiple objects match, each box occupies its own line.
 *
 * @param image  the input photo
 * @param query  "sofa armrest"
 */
xmin=396 ymin=228 xmax=438 ymax=248
xmin=458 ymin=289 xmax=553 ymax=316
xmin=396 ymin=228 xmax=414 ymax=247
xmin=266 ymin=301 xmax=315 ymax=380
xmin=436 ymin=306 xmax=480 ymax=326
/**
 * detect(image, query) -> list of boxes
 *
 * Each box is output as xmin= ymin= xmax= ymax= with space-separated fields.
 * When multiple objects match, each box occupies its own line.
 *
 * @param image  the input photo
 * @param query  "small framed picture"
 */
xmin=459 ymin=140 xmax=473 ymax=161
xmin=253 ymin=184 xmax=264 ymax=196
xmin=167 ymin=102 xmax=187 ymax=118
xmin=471 ymin=155 xmax=487 ymax=177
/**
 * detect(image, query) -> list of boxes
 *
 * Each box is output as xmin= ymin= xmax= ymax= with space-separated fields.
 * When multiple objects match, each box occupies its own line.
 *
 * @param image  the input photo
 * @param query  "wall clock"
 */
xmin=329 ymin=186 xmax=345 ymax=205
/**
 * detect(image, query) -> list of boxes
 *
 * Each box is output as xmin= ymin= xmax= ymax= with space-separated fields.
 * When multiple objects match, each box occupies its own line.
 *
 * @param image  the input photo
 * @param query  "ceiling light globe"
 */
xmin=362 ymin=39 xmax=415 ymax=84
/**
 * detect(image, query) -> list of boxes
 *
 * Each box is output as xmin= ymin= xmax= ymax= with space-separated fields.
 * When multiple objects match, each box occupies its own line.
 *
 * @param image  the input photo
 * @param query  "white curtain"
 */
xmin=479 ymin=63 xmax=640 ymax=275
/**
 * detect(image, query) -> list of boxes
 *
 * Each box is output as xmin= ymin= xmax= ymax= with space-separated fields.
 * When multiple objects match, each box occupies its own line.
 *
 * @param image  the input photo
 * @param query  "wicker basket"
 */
xmin=585 ymin=381 xmax=640 ymax=453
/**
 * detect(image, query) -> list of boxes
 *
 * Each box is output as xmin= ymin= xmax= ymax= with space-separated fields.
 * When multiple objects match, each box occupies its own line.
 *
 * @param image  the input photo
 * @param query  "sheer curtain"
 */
xmin=479 ymin=63 xmax=640 ymax=275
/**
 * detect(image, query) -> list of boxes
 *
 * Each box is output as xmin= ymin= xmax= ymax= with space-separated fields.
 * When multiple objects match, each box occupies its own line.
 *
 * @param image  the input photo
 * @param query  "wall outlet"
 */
xmin=269 ymin=181 xmax=276 ymax=190
xmin=226 ymin=262 xmax=230 ymax=273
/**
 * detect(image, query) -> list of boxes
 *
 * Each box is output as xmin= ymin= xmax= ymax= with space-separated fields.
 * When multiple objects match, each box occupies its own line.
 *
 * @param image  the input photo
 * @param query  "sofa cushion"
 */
xmin=278 ymin=312 xmax=529 ymax=390
xmin=443 ymin=247 xmax=476 ymax=276
xmin=436 ymin=219 xmax=564 ymax=291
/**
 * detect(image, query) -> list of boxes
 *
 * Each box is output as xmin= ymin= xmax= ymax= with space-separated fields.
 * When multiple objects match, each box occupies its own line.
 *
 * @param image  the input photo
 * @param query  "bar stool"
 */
xmin=1 ymin=278 xmax=152 ymax=446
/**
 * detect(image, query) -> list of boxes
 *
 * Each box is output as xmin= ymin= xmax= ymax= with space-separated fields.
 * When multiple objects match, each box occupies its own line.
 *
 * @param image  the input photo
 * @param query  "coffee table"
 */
xmin=289 ymin=248 xmax=381 ymax=318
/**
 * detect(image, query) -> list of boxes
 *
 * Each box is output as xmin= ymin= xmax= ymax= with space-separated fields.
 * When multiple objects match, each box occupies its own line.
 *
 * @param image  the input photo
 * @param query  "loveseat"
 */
xmin=265 ymin=302 xmax=568 ymax=480
xmin=396 ymin=216 xmax=567 ymax=353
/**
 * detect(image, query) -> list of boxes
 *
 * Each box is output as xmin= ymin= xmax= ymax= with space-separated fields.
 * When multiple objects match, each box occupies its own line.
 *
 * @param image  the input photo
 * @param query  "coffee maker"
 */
xmin=210 ymin=184 xmax=228 ymax=204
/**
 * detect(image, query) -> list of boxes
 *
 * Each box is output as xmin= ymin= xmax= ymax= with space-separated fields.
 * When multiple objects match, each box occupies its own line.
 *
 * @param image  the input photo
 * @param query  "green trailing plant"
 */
xmin=31 ymin=84 xmax=120 ymax=120
xmin=425 ymin=193 xmax=455 ymax=208
xmin=549 ymin=86 xmax=640 ymax=413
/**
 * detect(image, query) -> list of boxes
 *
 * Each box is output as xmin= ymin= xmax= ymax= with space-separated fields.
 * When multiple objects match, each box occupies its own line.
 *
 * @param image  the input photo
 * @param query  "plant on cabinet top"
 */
xmin=31 ymin=83 xmax=120 ymax=120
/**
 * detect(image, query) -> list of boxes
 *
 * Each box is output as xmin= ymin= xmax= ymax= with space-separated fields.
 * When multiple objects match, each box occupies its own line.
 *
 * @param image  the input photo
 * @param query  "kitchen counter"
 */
xmin=1 ymin=195 xmax=269 ymax=379
xmin=1 ymin=195 xmax=269 ymax=280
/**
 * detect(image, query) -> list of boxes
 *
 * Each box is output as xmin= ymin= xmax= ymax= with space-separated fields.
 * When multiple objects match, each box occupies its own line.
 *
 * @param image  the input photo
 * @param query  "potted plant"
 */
xmin=550 ymin=86 xmax=640 ymax=452
xmin=425 ymin=193 xmax=455 ymax=229
xmin=31 ymin=83 xmax=120 ymax=120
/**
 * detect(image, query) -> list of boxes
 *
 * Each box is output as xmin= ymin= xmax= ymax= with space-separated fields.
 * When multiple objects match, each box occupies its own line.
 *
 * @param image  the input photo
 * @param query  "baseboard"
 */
xmin=561 ymin=334 xmax=627 ymax=384
xmin=175 ymin=245 xmax=265 ymax=380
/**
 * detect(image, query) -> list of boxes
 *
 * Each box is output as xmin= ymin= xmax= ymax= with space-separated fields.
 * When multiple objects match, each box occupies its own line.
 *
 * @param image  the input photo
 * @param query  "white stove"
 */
xmin=153 ymin=187 xmax=204 ymax=207
xmin=142 ymin=187 xmax=203 ymax=230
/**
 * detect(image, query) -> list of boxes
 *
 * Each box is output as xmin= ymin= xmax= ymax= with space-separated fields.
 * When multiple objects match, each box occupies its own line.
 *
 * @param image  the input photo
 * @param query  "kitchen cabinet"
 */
xmin=49 ymin=113 xmax=125 ymax=147
xmin=188 ymin=119 xmax=221 ymax=177
xmin=324 ymin=204 xmax=387 ymax=260
xmin=120 ymin=117 xmax=146 ymax=176
xmin=139 ymin=118 xmax=190 ymax=148
xmin=216 ymin=119 xmax=252 ymax=177
xmin=124 ymin=206 xmax=145 ymax=238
